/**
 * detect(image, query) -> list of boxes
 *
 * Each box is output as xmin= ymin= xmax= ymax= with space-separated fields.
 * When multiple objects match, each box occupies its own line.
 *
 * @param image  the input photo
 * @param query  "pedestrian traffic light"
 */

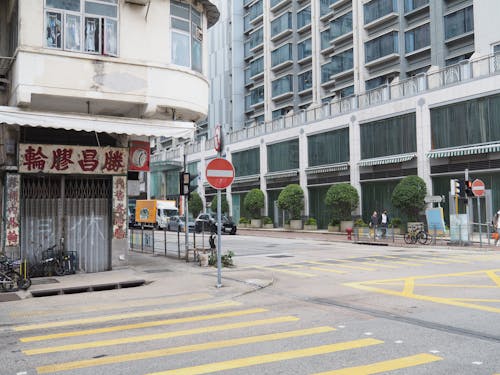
xmin=179 ymin=171 xmax=198 ymax=199
xmin=451 ymin=179 xmax=460 ymax=197
xmin=464 ymin=180 xmax=474 ymax=197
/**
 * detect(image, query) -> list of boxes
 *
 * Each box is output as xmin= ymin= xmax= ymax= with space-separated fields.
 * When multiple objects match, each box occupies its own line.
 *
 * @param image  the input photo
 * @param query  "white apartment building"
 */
xmin=151 ymin=0 xmax=500 ymax=229
xmin=0 ymin=0 xmax=219 ymax=272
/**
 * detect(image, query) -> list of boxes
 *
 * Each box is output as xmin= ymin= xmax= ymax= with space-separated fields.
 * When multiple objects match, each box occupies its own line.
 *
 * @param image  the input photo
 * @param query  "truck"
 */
xmin=135 ymin=200 xmax=179 ymax=229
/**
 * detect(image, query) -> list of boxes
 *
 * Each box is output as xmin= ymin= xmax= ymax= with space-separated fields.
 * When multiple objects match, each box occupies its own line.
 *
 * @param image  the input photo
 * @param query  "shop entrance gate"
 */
xmin=20 ymin=176 xmax=111 ymax=273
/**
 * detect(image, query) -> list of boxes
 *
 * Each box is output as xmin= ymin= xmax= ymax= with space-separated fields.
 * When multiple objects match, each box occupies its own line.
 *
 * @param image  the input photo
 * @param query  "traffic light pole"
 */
xmin=183 ymin=152 xmax=189 ymax=259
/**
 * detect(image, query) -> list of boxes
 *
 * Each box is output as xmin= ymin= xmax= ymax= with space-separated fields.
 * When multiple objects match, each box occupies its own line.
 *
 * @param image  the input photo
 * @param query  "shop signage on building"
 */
xmin=128 ymin=141 xmax=150 ymax=171
xmin=18 ymin=144 xmax=128 ymax=174
xmin=5 ymin=174 xmax=20 ymax=247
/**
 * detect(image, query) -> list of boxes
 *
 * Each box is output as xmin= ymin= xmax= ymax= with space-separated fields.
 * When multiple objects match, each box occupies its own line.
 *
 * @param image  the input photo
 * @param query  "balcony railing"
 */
xmin=182 ymin=53 xmax=500 ymax=156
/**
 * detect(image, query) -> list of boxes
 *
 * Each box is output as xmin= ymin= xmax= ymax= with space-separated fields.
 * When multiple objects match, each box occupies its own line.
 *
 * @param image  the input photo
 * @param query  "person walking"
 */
xmin=492 ymin=210 xmax=500 ymax=246
xmin=370 ymin=211 xmax=378 ymax=239
xmin=379 ymin=210 xmax=389 ymax=238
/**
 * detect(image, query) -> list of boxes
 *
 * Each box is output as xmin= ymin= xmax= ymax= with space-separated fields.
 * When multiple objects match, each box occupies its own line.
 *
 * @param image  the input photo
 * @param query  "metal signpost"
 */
xmin=206 ymin=154 xmax=235 ymax=288
xmin=472 ymin=179 xmax=485 ymax=246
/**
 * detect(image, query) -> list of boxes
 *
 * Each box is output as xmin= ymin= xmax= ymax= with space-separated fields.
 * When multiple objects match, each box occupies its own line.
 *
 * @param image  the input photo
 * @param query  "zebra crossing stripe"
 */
xmin=14 ymin=300 xmax=241 ymax=332
xmin=21 ymin=308 xmax=268 ymax=343
xmin=145 ymin=339 xmax=383 ymax=375
xmin=312 ymin=353 xmax=442 ymax=374
xmin=23 ymin=316 xmax=300 ymax=355
xmin=36 ymin=326 xmax=335 ymax=374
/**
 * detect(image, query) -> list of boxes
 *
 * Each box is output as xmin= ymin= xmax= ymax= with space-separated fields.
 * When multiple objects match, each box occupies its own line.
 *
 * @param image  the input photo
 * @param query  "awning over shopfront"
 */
xmin=305 ymin=163 xmax=349 ymax=174
xmin=265 ymin=170 xmax=299 ymax=180
xmin=426 ymin=142 xmax=500 ymax=158
xmin=358 ymin=152 xmax=417 ymax=167
xmin=234 ymin=174 xmax=260 ymax=183
xmin=0 ymin=106 xmax=195 ymax=139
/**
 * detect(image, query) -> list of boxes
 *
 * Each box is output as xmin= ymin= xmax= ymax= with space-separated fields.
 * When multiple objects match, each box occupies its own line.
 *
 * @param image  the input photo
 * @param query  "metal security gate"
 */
xmin=21 ymin=176 xmax=111 ymax=273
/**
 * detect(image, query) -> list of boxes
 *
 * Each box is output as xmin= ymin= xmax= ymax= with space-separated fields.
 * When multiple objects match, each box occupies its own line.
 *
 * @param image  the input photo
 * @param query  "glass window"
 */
xmin=44 ymin=0 xmax=118 ymax=56
xmin=249 ymin=56 xmax=264 ymax=77
xmin=308 ymin=128 xmax=349 ymax=167
xmin=445 ymin=53 xmax=472 ymax=66
xmin=404 ymin=0 xmax=428 ymax=13
xmin=248 ymin=0 xmax=263 ymax=22
xmin=250 ymin=86 xmax=264 ymax=105
xmin=331 ymin=12 xmax=352 ymax=39
xmin=170 ymin=1 xmax=203 ymax=72
xmin=273 ymin=107 xmax=291 ymax=119
xmin=271 ymin=12 xmax=292 ymax=37
xmin=298 ymin=70 xmax=312 ymax=92
xmin=445 ymin=6 xmax=474 ymax=40
xmin=365 ymin=31 xmax=398 ymax=63
xmin=232 ymin=148 xmax=260 ymax=177
xmin=271 ymin=43 xmax=292 ymax=67
xmin=267 ymin=139 xmax=299 ymax=172
xmin=364 ymin=0 xmax=397 ymax=24
xmin=320 ymin=0 xmax=336 ymax=17
xmin=339 ymin=85 xmax=354 ymax=97
xmin=331 ymin=49 xmax=353 ymax=75
xmin=297 ymin=6 xmax=311 ymax=29
xmin=360 ymin=113 xmax=416 ymax=159
xmin=272 ymin=75 xmax=293 ymax=97
xmin=365 ymin=75 xmax=387 ymax=90
xmin=321 ymin=61 xmax=334 ymax=83
xmin=405 ymin=23 xmax=430 ymax=53
xmin=297 ymin=38 xmax=312 ymax=60
xmin=321 ymin=28 xmax=331 ymax=50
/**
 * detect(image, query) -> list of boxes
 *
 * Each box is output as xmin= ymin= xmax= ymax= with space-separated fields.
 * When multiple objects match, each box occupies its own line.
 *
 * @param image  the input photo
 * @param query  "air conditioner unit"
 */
xmin=125 ymin=0 xmax=149 ymax=5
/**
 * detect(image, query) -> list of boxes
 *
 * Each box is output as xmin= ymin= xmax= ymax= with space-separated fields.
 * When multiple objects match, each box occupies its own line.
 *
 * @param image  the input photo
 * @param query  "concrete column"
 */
xmin=299 ymin=128 xmax=309 ymax=215
xmin=416 ymin=97 xmax=432 ymax=194
xmin=349 ymin=115 xmax=361 ymax=215
xmin=260 ymin=137 xmax=268 ymax=213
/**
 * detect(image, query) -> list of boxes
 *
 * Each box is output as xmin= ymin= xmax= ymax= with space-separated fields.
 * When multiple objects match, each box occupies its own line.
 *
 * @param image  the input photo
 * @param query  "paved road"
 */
xmin=1 ymin=233 xmax=499 ymax=374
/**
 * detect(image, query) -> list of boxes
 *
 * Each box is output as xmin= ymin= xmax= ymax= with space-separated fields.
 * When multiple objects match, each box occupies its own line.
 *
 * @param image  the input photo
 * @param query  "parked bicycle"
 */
xmin=404 ymin=226 xmax=432 ymax=245
xmin=0 ymin=254 xmax=31 ymax=291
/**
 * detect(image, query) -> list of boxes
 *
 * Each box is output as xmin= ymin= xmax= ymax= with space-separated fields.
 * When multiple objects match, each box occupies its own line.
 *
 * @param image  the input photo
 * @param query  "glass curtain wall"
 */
xmin=308 ymin=128 xmax=349 ymax=166
xmin=232 ymin=148 xmax=260 ymax=177
xmin=267 ymin=139 xmax=299 ymax=172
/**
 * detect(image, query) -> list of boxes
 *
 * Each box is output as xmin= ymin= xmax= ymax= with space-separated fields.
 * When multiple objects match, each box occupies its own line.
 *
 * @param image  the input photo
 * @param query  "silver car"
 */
xmin=167 ymin=215 xmax=195 ymax=232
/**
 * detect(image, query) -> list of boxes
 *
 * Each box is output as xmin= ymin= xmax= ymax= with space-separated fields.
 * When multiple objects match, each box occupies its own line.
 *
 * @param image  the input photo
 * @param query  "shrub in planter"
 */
xmin=277 ymin=184 xmax=304 ymax=220
xmin=262 ymin=216 xmax=274 ymax=228
xmin=304 ymin=217 xmax=317 ymax=231
xmin=239 ymin=217 xmax=249 ymax=228
xmin=328 ymin=218 xmax=340 ymax=232
xmin=391 ymin=176 xmax=427 ymax=222
xmin=325 ymin=183 xmax=359 ymax=222
xmin=244 ymin=189 xmax=265 ymax=219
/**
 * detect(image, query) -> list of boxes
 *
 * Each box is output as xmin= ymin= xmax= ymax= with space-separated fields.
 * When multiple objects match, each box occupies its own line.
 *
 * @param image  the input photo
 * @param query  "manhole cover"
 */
xmin=267 ymin=255 xmax=293 ymax=258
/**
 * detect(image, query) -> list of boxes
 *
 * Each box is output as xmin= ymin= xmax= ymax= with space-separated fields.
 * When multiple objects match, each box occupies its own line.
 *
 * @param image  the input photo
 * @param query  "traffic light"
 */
xmin=464 ymin=180 xmax=474 ymax=197
xmin=451 ymin=179 xmax=467 ymax=198
xmin=179 ymin=172 xmax=198 ymax=199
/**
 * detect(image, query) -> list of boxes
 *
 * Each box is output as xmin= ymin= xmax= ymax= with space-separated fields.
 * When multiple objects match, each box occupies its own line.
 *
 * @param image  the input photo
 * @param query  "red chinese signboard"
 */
xmin=19 ymin=144 xmax=128 ymax=175
xmin=5 ymin=174 xmax=20 ymax=247
xmin=112 ymin=176 xmax=127 ymax=240
xmin=128 ymin=141 xmax=150 ymax=171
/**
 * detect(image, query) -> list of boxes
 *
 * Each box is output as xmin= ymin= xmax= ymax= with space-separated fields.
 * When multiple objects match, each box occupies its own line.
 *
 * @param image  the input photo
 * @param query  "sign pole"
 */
xmin=216 ymin=187 xmax=222 ymax=287
xmin=477 ymin=196 xmax=482 ymax=248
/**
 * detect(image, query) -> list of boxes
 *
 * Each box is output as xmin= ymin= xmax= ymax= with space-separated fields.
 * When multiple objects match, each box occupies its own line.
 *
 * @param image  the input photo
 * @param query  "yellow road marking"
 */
xmin=379 ymin=256 xmax=422 ymax=266
xmin=329 ymin=264 xmax=376 ymax=271
xmin=312 ymin=353 xmax=442 ymax=374
xmin=449 ymin=298 xmax=500 ymax=302
xmin=23 ymin=316 xmax=300 ymax=355
xmin=22 ymin=308 xmax=267 ymax=343
xmin=309 ymin=266 xmax=347 ymax=274
xmin=414 ymin=284 xmax=498 ymax=288
xmin=402 ymin=278 xmax=415 ymax=296
xmin=361 ymin=261 xmax=399 ymax=269
xmin=405 ymin=258 xmax=449 ymax=265
xmin=345 ymin=269 xmax=500 ymax=314
xmin=416 ymin=256 xmax=470 ymax=264
xmin=145 ymin=339 xmax=383 ymax=375
xmin=253 ymin=266 xmax=315 ymax=277
xmin=36 ymin=326 xmax=335 ymax=374
xmin=11 ymin=293 xmax=212 ymax=318
xmin=14 ymin=300 xmax=240 ymax=332
xmin=486 ymin=270 xmax=500 ymax=286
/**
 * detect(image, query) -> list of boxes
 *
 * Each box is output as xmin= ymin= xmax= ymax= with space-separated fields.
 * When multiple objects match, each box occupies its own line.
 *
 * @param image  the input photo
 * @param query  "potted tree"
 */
xmin=278 ymin=184 xmax=304 ymax=230
xmin=328 ymin=219 xmax=340 ymax=232
xmin=262 ymin=216 xmax=274 ymax=229
xmin=391 ymin=176 xmax=427 ymax=232
xmin=325 ymin=183 xmax=359 ymax=232
xmin=238 ymin=217 xmax=249 ymax=228
xmin=390 ymin=217 xmax=402 ymax=235
xmin=244 ymin=188 xmax=265 ymax=228
xmin=304 ymin=217 xmax=317 ymax=231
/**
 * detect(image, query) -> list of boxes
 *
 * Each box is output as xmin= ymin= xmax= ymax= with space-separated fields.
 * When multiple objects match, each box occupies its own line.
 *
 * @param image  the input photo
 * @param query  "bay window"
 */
xmin=171 ymin=1 xmax=203 ymax=72
xmin=45 ymin=0 xmax=118 ymax=56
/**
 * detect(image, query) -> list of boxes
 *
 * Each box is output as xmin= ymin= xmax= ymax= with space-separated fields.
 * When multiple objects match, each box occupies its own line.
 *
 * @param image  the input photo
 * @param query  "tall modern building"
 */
xmin=0 ymin=0 xmax=219 ymax=271
xmin=151 ymin=0 xmax=500 ymax=229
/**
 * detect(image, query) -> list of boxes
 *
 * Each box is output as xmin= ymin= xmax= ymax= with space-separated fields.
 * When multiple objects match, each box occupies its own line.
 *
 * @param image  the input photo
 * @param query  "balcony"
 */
xmin=364 ymin=12 xmax=399 ymax=32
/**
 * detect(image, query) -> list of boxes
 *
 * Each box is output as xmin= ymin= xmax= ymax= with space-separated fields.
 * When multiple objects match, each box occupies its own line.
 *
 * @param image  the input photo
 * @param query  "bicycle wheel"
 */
xmin=404 ymin=233 xmax=414 ymax=244
xmin=417 ymin=231 xmax=428 ymax=245
xmin=54 ymin=261 xmax=65 ymax=276
xmin=18 ymin=275 xmax=32 ymax=290
xmin=0 ymin=271 xmax=19 ymax=291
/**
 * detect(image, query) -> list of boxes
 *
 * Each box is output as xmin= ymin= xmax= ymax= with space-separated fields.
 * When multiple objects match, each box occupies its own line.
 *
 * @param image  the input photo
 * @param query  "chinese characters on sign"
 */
xmin=112 ymin=176 xmax=127 ymax=240
xmin=5 ymin=174 xmax=20 ymax=247
xmin=19 ymin=144 xmax=128 ymax=175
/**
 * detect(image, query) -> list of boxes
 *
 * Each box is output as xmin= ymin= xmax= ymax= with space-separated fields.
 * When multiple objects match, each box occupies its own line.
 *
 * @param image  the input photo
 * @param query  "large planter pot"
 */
xmin=340 ymin=220 xmax=354 ymax=232
xmin=290 ymin=219 xmax=303 ymax=230
xmin=239 ymin=223 xmax=248 ymax=228
xmin=198 ymin=253 xmax=209 ymax=267
xmin=263 ymin=223 xmax=274 ymax=229
xmin=328 ymin=225 xmax=340 ymax=232
xmin=392 ymin=227 xmax=401 ymax=235
xmin=250 ymin=219 xmax=262 ymax=228
xmin=304 ymin=224 xmax=317 ymax=231
xmin=284 ymin=224 xmax=291 ymax=230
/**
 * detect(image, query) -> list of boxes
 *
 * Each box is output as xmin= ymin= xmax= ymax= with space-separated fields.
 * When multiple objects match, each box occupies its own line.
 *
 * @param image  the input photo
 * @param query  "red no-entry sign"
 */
xmin=206 ymin=158 xmax=235 ymax=190
xmin=472 ymin=179 xmax=485 ymax=197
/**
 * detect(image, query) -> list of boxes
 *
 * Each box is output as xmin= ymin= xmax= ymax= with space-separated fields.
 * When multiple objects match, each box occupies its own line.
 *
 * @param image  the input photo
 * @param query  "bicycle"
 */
xmin=29 ymin=244 xmax=65 ymax=277
xmin=0 ymin=254 xmax=31 ymax=291
xmin=404 ymin=227 xmax=430 ymax=245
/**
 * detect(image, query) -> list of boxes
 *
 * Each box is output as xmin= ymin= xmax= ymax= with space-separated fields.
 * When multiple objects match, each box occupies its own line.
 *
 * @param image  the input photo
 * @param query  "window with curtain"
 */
xmin=171 ymin=1 xmax=203 ymax=72
xmin=364 ymin=0 xmax=397 ymax=24
xmin=298 ymin=70 xmax=312 ymax=92
xmin=404 ymin=0 xmax=428 ymax=13
xmin=365 ymin=31 xmax=398 ymax=62
xmin=331 ymin=12 xmax=352 ymax=39
xmin=45 ymin=0 xmax=118 ymax=56
xmin=405 ymin=23 xmax=430 ymax=53
xmin=232 ymin=148 xmax=260 ymax=177
xmin=308 ymin=127 xmax=349 ymax=167
xmin=360 ymin=112 xmax=416 ymax=159
xmin=272 ymin=75 xmax=293 ymax=97
xmin=271 ymin=43 xmax=293 ymax=66
xmin=271 ymin=12 xmax=292 ymax=37
xmin=331 ymin=49 xmax=353 ymax=75
xmin=430 ymin=93 xmax=500 ymax=149
xmin=298 ymin=38 xmax=312 ymax=60
xmin=297 ymin=6 xmax=311 ymax=29
xmin=444 ymin=6 xmax=473 ymax=40
xmin=267 ymin=139 xmax=299 ymax=172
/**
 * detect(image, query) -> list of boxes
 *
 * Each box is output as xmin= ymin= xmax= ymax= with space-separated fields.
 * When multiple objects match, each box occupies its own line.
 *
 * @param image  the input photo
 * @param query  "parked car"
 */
xmin=167 ymin=215 xmax=195 ymax=232
xmin=194 ymin=213 xmax=237 ymax=235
